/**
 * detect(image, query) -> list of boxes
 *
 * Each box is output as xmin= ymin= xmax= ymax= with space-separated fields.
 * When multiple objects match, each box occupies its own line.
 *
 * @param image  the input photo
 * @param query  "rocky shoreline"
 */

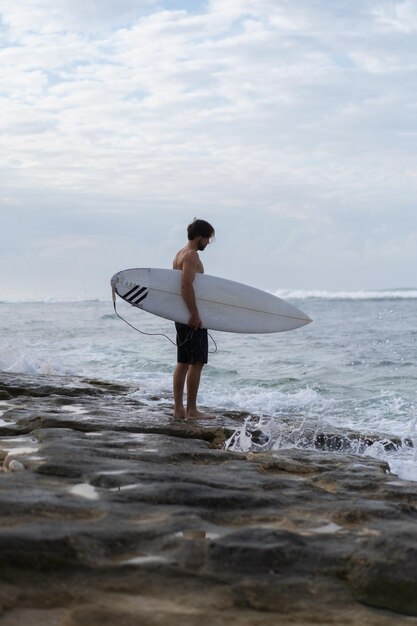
xmin=1 ymin=371 xmax=417 ymax=625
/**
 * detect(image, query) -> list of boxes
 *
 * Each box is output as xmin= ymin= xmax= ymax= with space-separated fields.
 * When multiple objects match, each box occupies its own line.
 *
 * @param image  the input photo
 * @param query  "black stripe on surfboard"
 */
xmin=125 ymin=286 xmax=144 ymax=299
xmin=130 ymin=291 xmax=149 ymax=304
xmin=124 ymin=285 xmax=143 ymax=299
xmin=125 ymin=286 xmax=147 ymax=302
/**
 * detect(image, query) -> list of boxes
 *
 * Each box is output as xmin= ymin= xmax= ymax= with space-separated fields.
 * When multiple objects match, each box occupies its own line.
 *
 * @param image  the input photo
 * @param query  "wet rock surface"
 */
xmin=1 ymin=371 xmax=417 ymax=625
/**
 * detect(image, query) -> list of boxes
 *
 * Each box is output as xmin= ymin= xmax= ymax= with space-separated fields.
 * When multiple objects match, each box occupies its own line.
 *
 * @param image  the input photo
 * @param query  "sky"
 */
xmin=1 ymin=0 xmax=417 ymax=300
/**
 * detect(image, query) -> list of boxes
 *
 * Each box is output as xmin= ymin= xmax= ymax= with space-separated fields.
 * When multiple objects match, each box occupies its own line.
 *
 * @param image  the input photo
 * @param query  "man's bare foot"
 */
xmin=173 ymin=407 xmax=186 ymax=419
xmin=186 ymin=409 xmax=215 ymax=419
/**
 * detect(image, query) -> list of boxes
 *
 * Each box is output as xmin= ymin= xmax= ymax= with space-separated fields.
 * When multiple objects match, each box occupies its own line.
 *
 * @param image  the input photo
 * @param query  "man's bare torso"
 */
xmin=173 ymin=245 xmax=204 ymax=274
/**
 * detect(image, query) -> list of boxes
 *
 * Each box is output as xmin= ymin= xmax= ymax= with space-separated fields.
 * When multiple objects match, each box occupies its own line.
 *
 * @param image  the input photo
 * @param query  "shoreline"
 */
xmin=1 ymin=370 xmax=417 ymax=624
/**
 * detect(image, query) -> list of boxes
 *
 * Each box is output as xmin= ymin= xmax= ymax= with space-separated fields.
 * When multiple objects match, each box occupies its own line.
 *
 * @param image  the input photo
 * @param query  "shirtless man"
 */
xmin=172 ymin=219 xmax=215 ymax=419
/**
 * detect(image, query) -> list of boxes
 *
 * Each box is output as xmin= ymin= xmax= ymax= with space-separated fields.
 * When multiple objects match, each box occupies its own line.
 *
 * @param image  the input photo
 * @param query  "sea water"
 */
xmin=0 ymin=291 xmax=416 ymax=481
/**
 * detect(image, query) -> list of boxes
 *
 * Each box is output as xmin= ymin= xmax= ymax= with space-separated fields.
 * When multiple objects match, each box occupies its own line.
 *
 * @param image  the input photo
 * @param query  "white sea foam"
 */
xmin=388 ymin=458 xmax=417 ymax=482
xmin=0 ymin=345 xmax=68 ymax=376
xmin=200 ymin=385 xmax=334 ymax=418
xmin=273 ymin=289 xmax=417 ymax=300
xmin=70 ymin=483 xmax=100 ymax=500
xmin=0 ymin=297 xmax=106 ymax=304
xmin=224 ymin=408 xmax=417 ymax=483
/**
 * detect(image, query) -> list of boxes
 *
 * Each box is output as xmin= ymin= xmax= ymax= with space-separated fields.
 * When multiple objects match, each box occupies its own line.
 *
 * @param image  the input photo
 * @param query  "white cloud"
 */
xmin=372 ymin=0 xmax=417 ymax=33
xmin=0 ymin=0 xmax=157 ymax=35
xmin=1 ymin=0 xmax=417 ymax=296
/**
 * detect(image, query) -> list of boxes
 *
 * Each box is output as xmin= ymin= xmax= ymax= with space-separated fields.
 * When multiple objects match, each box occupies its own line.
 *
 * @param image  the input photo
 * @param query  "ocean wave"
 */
xmin=273 ymin=289 xmax=417 ymax=301
xmin=0 ymin=345 xmax=70 ymax=377
xmin=224 ymin=408 xmax=417 ymax=482
xmin=2 ymin=288 xmax=417 ymax=304
xmin=200 ymin=385 xmax=334 ymax=417
xmin=0 ymin=297 xmax=107 ymax=304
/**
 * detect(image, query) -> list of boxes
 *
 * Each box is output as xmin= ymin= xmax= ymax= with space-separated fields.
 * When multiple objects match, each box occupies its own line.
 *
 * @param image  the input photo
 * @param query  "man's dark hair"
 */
xmin=187 ymin=219 xmax=215 ymax=241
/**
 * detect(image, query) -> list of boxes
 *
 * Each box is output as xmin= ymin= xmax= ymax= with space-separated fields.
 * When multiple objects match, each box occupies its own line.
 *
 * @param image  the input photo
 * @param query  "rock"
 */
xmin=234 ymin=577 xmax=315 ymax=612
xmin=347 ymin=531 xmax=417 ymax=615
xmin=204 ymin=528 xmax=307 ymax=576
xmin=0 ymin=370 xmax=417 ymax=625
xmin=6 ymin=459 xmax=26 ymax=472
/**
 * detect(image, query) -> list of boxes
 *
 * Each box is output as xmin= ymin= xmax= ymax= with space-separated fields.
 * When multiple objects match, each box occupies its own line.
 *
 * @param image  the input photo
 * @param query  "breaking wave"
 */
xmin=273 ymin=289 xmax=417 ymax=300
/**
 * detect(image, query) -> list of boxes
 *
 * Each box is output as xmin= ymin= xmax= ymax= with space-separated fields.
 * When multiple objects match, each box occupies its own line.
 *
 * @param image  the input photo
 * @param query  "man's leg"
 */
xmin=173 ymin=362 xmax=189 ymax=418
xmin=186 ymin=362 xmax=208 ymax=418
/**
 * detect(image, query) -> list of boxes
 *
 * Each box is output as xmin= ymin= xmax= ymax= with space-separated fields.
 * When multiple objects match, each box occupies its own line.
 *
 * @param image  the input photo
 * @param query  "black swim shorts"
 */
xmin=175 ymin=322 xmax=208 ymax=364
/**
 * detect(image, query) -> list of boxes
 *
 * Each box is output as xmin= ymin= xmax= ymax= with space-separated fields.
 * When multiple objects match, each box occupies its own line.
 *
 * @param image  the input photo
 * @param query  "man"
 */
xmin=172 ymin=219 xmax=215 ymax=419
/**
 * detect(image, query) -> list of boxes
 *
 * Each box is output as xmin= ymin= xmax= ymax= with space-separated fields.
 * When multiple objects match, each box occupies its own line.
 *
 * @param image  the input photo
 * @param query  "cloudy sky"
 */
xmin=1 ymin=0 xmax=416 ymax=300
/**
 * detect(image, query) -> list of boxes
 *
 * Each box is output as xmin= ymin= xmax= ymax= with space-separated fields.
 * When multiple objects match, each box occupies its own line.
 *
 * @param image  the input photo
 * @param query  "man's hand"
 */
xmin=188 ymin=311 xmax=202 ymax=330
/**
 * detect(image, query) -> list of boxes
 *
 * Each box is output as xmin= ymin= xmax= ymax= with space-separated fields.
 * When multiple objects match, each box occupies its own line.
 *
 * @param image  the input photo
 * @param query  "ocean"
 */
xmin=1 ymin=290 xmax=416 ymax=481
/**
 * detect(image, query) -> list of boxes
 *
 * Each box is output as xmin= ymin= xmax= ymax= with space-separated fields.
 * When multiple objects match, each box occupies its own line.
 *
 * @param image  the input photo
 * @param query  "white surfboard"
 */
xmin=111 ymin=268 xmax=312 ymax=333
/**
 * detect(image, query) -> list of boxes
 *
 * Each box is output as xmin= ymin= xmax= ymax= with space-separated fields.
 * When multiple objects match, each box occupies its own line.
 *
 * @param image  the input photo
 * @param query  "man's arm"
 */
xmin=181 ymin=252 xmax=202 ymax=329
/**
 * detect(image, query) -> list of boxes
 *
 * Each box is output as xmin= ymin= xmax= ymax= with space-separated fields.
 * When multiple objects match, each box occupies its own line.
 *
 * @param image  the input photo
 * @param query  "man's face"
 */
xmin=197 ymin=236 xmax=210 ymax=251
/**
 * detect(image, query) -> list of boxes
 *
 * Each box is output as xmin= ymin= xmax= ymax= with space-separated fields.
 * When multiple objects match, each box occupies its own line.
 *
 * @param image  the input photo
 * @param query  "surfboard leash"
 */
xmin=112 ymin=292 xmax=217 ymax=353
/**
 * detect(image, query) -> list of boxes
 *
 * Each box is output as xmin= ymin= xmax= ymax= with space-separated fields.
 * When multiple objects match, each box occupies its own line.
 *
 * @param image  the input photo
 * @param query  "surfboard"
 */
xmin=111 ymin=268 xmax=312 ymax=333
